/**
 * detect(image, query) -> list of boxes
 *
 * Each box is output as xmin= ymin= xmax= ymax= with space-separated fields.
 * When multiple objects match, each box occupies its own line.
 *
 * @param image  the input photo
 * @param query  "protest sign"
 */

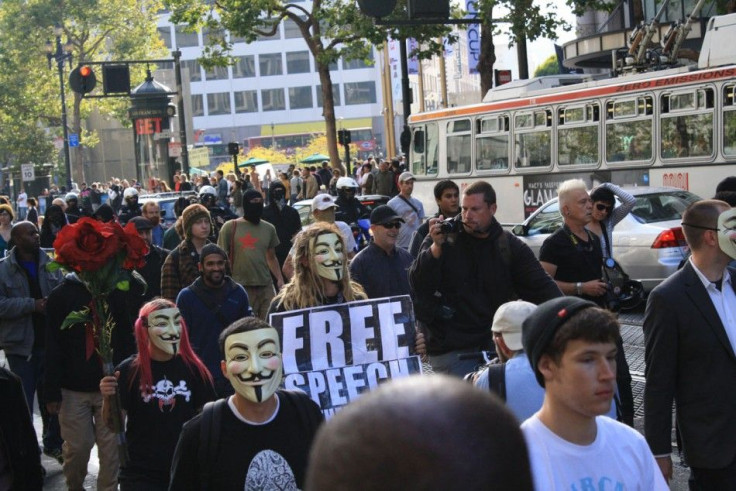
xmin=269 ymin=295 xmax=422 ymax=417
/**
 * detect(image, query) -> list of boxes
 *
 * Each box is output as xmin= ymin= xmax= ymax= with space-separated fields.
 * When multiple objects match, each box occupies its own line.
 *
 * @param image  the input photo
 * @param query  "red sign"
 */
xmin=135 ymin=118 xmax=162 ymax=136
xmin=359 ymin=141 xmax=376 ymax=151
xmin=662 ymin=172 xmax=689 ymax=190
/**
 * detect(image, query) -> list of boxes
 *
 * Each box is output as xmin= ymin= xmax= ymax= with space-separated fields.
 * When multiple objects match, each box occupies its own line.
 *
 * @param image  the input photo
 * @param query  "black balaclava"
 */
xmin=269 ymin=182 xmax=287 ymax=210
xmin=243 ymin=189 xmax=264 ymax=224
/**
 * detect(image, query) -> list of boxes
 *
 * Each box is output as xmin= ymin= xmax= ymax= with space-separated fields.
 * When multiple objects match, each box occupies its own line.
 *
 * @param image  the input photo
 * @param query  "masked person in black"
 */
xmin=262 ymin=182 xmax=302 ymax=271
xmin=217 ymin=189 xmax=285 ymax=320
xmin=334 ymin=177 xmax=368 ymax=225
xmin=200 ymin=185 xmax=237 ymax=241
xmin=118 ymin=187 xmax=142 ymax=226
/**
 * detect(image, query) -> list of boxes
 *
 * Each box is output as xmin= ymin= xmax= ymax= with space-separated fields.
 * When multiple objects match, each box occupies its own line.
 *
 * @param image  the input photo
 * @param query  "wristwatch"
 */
xmin=575 ymin=282 xmax=583 ymax=296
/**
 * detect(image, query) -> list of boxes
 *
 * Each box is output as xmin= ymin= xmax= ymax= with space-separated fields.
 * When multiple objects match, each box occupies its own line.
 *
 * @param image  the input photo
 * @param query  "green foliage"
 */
xmin=533 ymin=54 xmax=561 ymax=76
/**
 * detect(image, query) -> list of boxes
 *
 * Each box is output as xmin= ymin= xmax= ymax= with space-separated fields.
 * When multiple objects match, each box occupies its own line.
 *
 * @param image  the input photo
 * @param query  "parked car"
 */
xmin=510 ymin=186 xmax=700 ymax=292
xmin=292 ymin=194 xmax=390 ymax=228
xmin=139 ymin=191 xmax=198 ymax=229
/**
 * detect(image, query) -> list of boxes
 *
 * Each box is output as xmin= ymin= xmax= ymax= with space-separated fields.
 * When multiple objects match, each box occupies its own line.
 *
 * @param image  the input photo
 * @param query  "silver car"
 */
xmin=510 ymin=186 xmax=701 ymax=292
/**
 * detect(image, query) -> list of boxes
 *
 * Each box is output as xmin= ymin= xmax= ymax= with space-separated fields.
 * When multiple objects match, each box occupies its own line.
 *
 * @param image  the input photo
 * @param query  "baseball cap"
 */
xmin=312 ymin=193 xmax=338 ymax=211
xmin=491 ymin=301 xmax=537 ymax=352
xmin=398 ymin=171 xmax=416 ymax=182
xmin=129 ymin=216 xmax=153 ymax=231
xmin=522 ymin=297 xmax=597 ymax=387
xmin=370 ymin=205 xmax=404 ymax=225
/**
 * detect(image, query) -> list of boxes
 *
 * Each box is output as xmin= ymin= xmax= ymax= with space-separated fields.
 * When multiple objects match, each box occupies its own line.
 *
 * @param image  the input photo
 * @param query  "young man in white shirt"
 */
xmin=520 ymin=297 xmax=668 ymax=491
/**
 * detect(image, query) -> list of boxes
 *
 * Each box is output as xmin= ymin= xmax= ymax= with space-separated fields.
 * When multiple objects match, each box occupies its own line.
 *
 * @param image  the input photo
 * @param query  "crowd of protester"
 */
xmin=1 ymin=164 xmax=735 ymax=490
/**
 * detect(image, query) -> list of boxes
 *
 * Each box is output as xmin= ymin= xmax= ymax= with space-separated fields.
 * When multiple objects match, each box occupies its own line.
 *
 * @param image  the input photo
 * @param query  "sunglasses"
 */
xmin=381 ymin=222 xmax=402 ymax=229
xmin=595 ymin=204 xmax=613 ymax=212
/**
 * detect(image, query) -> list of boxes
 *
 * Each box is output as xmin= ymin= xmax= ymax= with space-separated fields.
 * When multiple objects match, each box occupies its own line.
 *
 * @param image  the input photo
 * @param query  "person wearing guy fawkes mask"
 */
xmin=262 ymin=182 xmax=302 ymax=271
xmin=217 ymin=189 xmax=284 ymax=320
xmin=200 ymin=185 xmax=237 ymax=241
xmin=118 ymin=187 xmax=142 ymax=226
xmin=169 ymin=317 xmax=323 ymax=490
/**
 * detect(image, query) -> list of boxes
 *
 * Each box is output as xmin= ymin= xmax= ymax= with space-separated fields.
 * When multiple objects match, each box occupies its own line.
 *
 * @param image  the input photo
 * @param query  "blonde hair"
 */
xmin=557 ymin=179 xmax=587 ymax=206
xmin=273 ymin=222 xmax=365 ymax=311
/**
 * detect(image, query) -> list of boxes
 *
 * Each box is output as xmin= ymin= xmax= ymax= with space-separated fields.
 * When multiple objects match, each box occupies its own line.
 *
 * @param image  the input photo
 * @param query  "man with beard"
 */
xmin=169 ymin=317 xmax=323 ymax=490
xmin=141 ymin=201 xmax=165 ymax=247
xmin=409 ymin=180 xmax=460 ymax=258
xmin=177 ymin=244 xmax=252 ymax=397
xmin=118 ymin=187 xmax=142 ymax=226
xmin=261 ymin=182 xmax=301 ymax=270
xmin=129 ymin=217 xmax=169 ymax=303
xmin=217 ymin=190 xmax=284 ymax=320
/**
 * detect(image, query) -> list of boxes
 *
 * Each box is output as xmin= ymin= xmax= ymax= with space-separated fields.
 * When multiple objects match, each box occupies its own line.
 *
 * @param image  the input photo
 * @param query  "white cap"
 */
xmin=123 ymin=187 xmax=138 ymax=198
xmin=398 ymin=171 xmax=416 ymax=182
xmin=312 ymin=193 xmax=338 ymax=211
xmin=198 ymin=185 xmax=216 ymax=197
xmin=491 ymin=301 xmax=537 ymax=352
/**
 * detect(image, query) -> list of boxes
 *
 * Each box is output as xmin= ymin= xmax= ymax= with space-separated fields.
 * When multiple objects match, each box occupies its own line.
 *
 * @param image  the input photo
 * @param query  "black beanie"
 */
xmin=199 ymin=243 xmax=228 ymax=264
xmin=522 ymin=297 xmax=597 ymax=387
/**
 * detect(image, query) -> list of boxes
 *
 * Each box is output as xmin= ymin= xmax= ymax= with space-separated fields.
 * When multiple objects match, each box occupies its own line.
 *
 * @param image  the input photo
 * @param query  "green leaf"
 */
xmin=46 ymin=262 xmax=62 ymax=273
xmin=116 ymin=280 xmax=130 ymax=291
xmin=60 ymin=308 xmax=92 ymax=331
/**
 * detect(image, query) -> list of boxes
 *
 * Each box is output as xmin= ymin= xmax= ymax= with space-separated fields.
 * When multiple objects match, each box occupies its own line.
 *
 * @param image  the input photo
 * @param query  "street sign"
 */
xmin=154 ymin=130 xmax=172 ymax=140
xmin=21 ymin=164 xmax=35 ymax=182
xmin=69 ymin=134 xmax=79 ymax=147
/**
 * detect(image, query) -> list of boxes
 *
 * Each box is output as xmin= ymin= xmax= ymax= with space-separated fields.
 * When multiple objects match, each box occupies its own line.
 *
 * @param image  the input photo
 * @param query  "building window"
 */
xmin=286 ymin=51 xmax=310 ymax=74
xmin=257 ymin=18 xmax=280 ymax=41
xmin=259 ymin=53 xmax=283 ymax=76
xmin=203 ymin=28 xmax=226 ymax=47
xmin=157 ymin=27 xmax=171 ymax=49
xmin=343 ymin=51 xmax=374 ymax=70
xmin=191 ymin=94 xmax=204 ymax=117
xmin=317 ymin=84 xmax=341 ymax=107
xmin=204 ymin=64 xmax=228 ymax=81
xmin=181 ymin=60 xmax=202 ymax=82
xmin=289 ymin=86 xmax=313 ymax=109
xmin=233 ymin=56 xmax=256 ymax=78
xmin=235 ymin=91 xmax=258 ymax=113
xmin=175 ymin=26 xmax=199 ymax=48
xmin=262 ymin=89 xmax=286 ymax=111
xmin=207 ymin=92 xmax=231 ymax=115
xmin=345 ymin=82 xmax=376 ymax=105
xmin=284 ymin=17 xmax=306 ymax=39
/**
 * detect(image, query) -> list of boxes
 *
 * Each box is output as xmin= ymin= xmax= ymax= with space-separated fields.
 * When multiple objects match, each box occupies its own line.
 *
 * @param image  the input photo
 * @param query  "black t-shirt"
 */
xmin=539 ymin=226 xmax=604 ymax=305
xmin=117 ymin=355 xmax=216 ymax=486
xmin=170 ymin=391 xmax=323 ymax=490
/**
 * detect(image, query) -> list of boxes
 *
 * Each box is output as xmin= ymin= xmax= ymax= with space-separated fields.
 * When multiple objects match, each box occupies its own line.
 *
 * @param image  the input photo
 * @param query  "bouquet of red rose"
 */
xmin=50 ymin=217 xmax=148 ymax=466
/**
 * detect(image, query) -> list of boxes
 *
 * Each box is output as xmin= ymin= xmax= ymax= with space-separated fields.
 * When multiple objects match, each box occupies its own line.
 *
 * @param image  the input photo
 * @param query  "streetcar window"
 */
xmin=479 ymin=116 xmax=508 ymax=133
xmin=724 ymin=112 xmax=736 ymax=157
xmin=516 ymin=114 xmax=533 ymax=129
xmin=563 ymin=107 xmax=585 ymax=123
xmin=661 ymin=114 xmax=714 ymax=159
xmin=410 ymin=123 xmax=438 ymax=177
xmin=606 ymin=120 xmax=652 ymax=162
xmin=670 ymin=92 xmax=695 ymax=111
xmin=476 ymin=135 xmax=509 ymax=171
xmin=610 ymin=100 xmax=637 ymax=118
xmin=413 ymin=130 xmax=425 ymax=154
xmin=558 ymin=103 xmax=600 ymax=166
xmin=514 ymin=132 xmax=551 ymax=168
xmin=449 ymin=119 xmax=471 ymax=133
xmin=725 ymin=85 xmax=736 ymax=107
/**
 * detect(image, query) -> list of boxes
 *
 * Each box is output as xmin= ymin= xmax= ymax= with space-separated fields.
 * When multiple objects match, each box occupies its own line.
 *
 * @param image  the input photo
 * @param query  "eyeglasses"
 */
xmin=380 ymin=222 xmax=402 ymax=229
xmin=595 ymin=204 xmax=613 ymax=213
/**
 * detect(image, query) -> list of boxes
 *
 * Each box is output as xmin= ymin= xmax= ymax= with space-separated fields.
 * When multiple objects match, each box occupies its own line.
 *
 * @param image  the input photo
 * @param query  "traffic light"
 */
xmin=337 ymin=129 xmax=352 ymax=145
xmin=408 ymin=0 xmax=450 ymax=19
xmin=228 ymin=142 xmax=240 ymax=156
xmin=356 ymin=0 xmax=397 ymax=18
xmin=102 ymin=64 xmax=131 ymax=94
xmin=69 ymin=65 xmax=97 ymax=94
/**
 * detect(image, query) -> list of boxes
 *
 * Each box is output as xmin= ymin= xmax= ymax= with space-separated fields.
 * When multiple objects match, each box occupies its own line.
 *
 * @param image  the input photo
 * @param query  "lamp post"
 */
xmin=45 ymin=24 xmax=74 ymax=192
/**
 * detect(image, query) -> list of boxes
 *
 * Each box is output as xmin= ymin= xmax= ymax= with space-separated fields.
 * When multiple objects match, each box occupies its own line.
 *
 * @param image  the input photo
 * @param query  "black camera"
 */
xmin=438 ymin=215 xmax=462 ymax=234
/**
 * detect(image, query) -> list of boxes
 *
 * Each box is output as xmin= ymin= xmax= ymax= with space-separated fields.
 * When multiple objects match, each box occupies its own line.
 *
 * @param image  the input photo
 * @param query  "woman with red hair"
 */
xmin=100 ymin=298 xmax=216 ymax=490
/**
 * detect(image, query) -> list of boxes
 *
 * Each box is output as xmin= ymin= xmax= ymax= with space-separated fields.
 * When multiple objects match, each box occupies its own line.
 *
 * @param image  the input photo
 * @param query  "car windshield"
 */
xmin=629 ymin=191 xmax=700 ymax=224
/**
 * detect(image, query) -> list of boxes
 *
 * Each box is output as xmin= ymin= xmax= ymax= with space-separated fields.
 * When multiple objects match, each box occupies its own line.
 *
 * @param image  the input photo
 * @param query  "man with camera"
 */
xmin=410 ymin=181 xmax=561 ymax=377
xmin=538 ymin=178 xmax=634 ymax=425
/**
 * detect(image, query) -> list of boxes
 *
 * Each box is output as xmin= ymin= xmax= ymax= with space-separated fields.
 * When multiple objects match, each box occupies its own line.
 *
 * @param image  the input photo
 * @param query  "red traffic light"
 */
xmin=79 ymin=65 xmax=92 ymax=77
xmin=69 ymin=65 xmax=97 ymax=95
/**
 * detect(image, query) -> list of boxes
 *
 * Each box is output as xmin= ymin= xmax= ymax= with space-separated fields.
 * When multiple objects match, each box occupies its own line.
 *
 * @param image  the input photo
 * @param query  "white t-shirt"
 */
xmin=17 ymin=192 xmax=27 ymax=208
xmin=521 ymin=414 xmax=668 ymax=491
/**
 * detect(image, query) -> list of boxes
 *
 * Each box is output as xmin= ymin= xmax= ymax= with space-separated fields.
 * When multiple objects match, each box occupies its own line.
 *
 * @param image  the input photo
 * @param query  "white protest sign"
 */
xmin=269 ymin=295 xmax=422 ymax=417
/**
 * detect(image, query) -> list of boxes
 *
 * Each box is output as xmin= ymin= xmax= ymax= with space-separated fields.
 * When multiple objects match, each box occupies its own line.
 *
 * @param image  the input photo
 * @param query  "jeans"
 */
xmin=6 ymin=347 xmax=63 ymax=451
xmin=59 ymin=389 xmax=119 ymax=491
xmin=244 ymin=284 xmax=276 ymax=321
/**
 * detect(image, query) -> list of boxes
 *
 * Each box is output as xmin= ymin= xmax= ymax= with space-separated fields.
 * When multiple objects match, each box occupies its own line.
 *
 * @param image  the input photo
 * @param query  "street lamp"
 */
xmin=45 ymin=24 xmax=74 ymax=192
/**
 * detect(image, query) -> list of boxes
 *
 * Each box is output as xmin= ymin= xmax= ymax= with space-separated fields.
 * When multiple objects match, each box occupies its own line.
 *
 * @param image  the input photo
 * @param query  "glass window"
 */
xmin=207 ymin=93 xmax=231 ymax=115
xmin=514 ymin=110 xmax=551 ymax=168
xmin=446 ymin=119 xmax=471 ymax=174
xmin=411 ymin=123 xmax=439 ymax=176
xmin=256 ymin=18 xmax=280 ymax=41
xmin=284 ymin=17 xmax=305 ymax=39
xmin=317 ymin=84 xmax=340 ymax=107
xmin=557 ymin=104 xmax=600 ymax=166
xmin=527 ymin=201 xmax=562 ymax=236
xmin=345 ymin=82 xmax=376 ymax=105
xmin=158 ymin=27 xmax=171 ymax=49
xmin=605 ymin=96 xmax=653 ymax=162
xmin=286 ymin=51 xmax=310 ymax=74
xmin=660 ymin=114 xmax=713 ymax=159
xmin=232 ymin=56 xmax=255 ymax=78
xmin=725 ymin=110 xmax=736 ymax=157
xmin=181 ymin=60 xmax=202 ymax=82
xmin=175 ymin=26 xmax=199 ymax=48
xmin=234 ymin=91 xmax=258 ymax=113
xmin=289 ymin=86 xmax=313 ymax=109
xmin=203 ymin=28 xmax=226 ymax=47
xmin=475 ymin=115 xmax=509 ymax=171
xmin=262 ymin=88 xmax=286 ymax=111
xmin=343 ymin=51 xmax=375 ymax=69
xmin=259 ymin=53 xmax=283 ymax=76
xmin=191 ymin=94 xmax=204 ymax=117
xmin=204 ymin=64 xmax=228 ymax=81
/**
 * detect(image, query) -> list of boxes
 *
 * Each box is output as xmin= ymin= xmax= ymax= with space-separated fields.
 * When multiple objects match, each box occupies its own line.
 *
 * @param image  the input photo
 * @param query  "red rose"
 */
xmin=53 ymin=218 xmax=124 ymax=272
xmin=121 ymin=223 xmax=149 ymax=270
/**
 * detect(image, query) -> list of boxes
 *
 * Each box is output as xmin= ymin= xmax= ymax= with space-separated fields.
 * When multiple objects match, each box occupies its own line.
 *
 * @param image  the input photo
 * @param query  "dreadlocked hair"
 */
xmin=273 ymin=222 xmax=365 ymax=312
xmin=129 ymin=298 xmax=213 ymax=395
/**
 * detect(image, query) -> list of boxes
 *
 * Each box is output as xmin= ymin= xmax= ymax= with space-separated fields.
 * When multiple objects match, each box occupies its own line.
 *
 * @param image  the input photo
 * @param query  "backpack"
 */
xmin=197 ymin=391 xmax=321 ymax=489
xmin=485 ymin=363 xmax=507 ymax=400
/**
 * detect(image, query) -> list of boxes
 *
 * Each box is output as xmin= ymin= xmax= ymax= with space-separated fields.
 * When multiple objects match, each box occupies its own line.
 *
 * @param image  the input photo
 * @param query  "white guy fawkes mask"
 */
xmin=147 ymin=308 xmax=182 ymax=356
xmin=717 ymin=208 xmax=736 ymax=260
xmin=311 ymin=232 xmax=344 ymax=282
xmin=224 ymin=328 xmax=283 ymax=403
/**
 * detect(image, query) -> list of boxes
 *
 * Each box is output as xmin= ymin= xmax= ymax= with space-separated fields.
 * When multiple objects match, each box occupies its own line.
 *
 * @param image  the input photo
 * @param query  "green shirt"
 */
xmin=217 ymin=219 xmax=279 ymax=286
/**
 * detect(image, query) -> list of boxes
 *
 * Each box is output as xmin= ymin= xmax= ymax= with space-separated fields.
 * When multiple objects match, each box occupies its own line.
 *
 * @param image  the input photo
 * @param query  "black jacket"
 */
xmin=262 ymin=204 xmax=302 ymax=267
xmin=0 ymin=367 xmax=43 ymax=490
xmin=45 ymin=275 xmax=138 ymax=401
xmin=409 ymin=219 xmax=561 ymax=355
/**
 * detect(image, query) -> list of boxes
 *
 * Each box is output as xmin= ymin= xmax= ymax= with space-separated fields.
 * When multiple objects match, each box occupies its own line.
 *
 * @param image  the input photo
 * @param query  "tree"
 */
xmin=165 ymin=0 xmax=450 ymax=169
xmin=533 ymin=54 xmax=561 ymax=77
xmin=0 ymin=0 xmax=167 ymax=186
